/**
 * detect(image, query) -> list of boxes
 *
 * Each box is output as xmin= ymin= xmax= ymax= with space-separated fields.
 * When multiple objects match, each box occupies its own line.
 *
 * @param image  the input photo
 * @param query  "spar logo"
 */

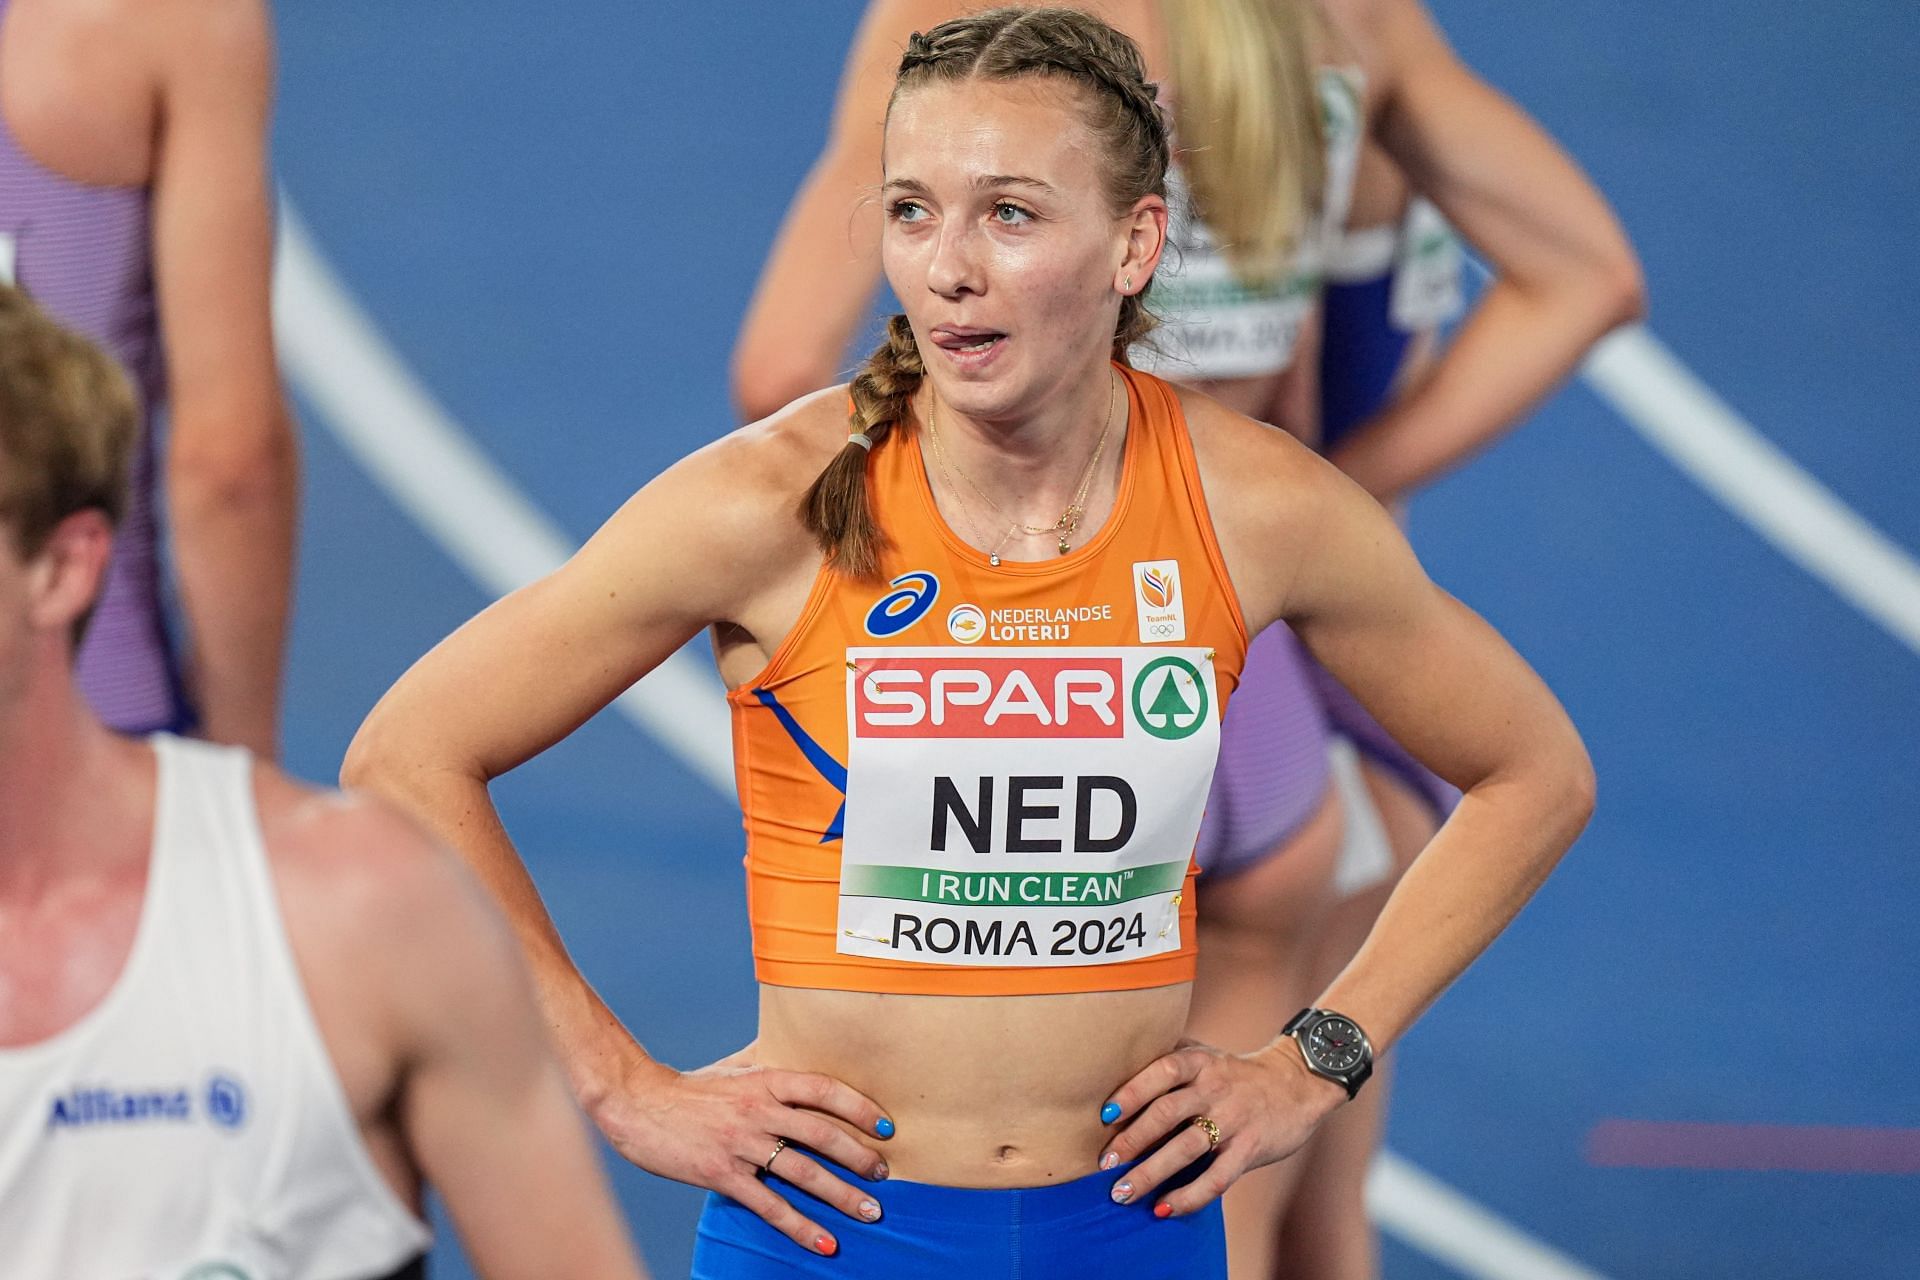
xmin=1130 ymin=656 xmax=1207 ymax=740
xmin=946 ymin=603 xmax=986 ymax=644
xmin=854 ymin=657 xmax=1124 ymax=738
xmin=864 ymin=571 xmax=940 ymax=637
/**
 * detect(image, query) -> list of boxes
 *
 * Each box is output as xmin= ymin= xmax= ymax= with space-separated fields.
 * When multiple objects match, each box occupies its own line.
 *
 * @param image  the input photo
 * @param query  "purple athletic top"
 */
xmin=0 ymin=0 xmax=190 ymax=733
xmin=1193 ymin=247 xmax=1462 ymax=877
xmin=1193 ymin=623 xmax=1330 ymax=877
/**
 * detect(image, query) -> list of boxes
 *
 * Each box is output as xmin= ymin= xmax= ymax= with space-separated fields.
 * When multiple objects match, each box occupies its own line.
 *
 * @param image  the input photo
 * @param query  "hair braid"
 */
xmin=799 ymin=314 xmax=922 ymax=580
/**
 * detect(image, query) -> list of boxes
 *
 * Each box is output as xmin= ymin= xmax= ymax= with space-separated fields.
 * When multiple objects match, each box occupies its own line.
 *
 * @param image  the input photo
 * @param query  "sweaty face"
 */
xmin=881 ymin=77 xmax=1139 ymax=423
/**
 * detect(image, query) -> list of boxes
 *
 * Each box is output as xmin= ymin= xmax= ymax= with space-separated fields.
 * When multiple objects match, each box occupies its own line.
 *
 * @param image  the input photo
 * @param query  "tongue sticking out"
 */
xmin=934 ymin=329 xmax=1007 ymax=353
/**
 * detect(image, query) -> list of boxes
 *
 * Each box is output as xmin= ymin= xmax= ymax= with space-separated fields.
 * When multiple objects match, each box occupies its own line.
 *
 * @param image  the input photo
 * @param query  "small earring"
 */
xmin=1124 ymin=275 xmax=1134 ymax=290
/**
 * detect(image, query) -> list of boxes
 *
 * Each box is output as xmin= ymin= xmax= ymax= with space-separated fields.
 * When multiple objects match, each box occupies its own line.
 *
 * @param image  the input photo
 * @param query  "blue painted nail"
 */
xmin=1101 ymin=1101 xmax=1122 ymax=1124
xmin=1111 ymin=1180 xmax=1133 ymax=1204
xmin=876 ymin=1117 xmax=896 ymax=1139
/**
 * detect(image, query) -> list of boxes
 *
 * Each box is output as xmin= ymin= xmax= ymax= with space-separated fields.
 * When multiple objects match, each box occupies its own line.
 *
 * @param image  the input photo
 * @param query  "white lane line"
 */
xmin=272 ymin=204 xmax=735 ymax=791
xmin=1369 ymin=1153 xmax=1608 ymax=1280
xmin=1583 ymin=326 xmax=1920 ymax=656
xmin=275 ymin=204 xmax=1609 ymax=1280
xmin=1465 ymin=249 xmax=1920 ymax=658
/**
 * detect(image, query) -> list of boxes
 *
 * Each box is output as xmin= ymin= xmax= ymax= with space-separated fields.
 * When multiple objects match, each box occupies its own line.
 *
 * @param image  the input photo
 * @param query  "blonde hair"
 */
xmin=1162 ymin=0 xmax=1326 ymax=282
xmin=0 ymin=284 xmax=140 ymax=556
xmin=803 ymin=5 xmax=1172 ymax=580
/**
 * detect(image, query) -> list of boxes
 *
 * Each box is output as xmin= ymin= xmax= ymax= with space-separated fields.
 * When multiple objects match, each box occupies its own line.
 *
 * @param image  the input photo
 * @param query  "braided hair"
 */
xmin=801 ymin=6 xmax=1172 ymax=580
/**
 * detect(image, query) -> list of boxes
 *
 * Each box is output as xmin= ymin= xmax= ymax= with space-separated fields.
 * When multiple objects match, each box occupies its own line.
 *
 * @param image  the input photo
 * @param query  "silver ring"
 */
xmin=763 ymin=1137 xmax=788 ymax=1174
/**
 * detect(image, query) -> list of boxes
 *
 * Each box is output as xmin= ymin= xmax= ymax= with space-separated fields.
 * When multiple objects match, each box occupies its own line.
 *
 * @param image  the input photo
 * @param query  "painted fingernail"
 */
xmin=1099 ymin=1151 xmax=1118 ymax=1171
xmin=873 ymin=1161 xmax=890 ymax=1181
xmin=816 ymin=1234 xmax=838 ymax=1257
xmin=1154 ymin=1202 xmax=1173 ymax=1219
xmin=1111 ymin=1180 xmax=1133 ymax=1204
xmin=1101 ymin=1101 xmax=1122 ymax=1124
xmin=859 ymin=1198 xmax=882 ymax=1221
xmin=876 ymin=1117 xmax=896 ymax=1139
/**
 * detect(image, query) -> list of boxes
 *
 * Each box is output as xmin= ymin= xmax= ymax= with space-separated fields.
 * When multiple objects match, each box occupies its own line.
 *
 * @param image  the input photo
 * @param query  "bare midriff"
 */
xmin=756 ymin=982 xmax=1192 ymax=1187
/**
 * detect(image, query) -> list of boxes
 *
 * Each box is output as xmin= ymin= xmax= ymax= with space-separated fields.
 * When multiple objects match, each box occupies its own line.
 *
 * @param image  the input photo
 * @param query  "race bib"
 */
xmin=838 ymin=647 xmax=1222 ymax=968
xmin=1135 ymin=265 xmax=1317 ymax=380
xmin=1389 ymin=199 xmax=1465 ymax=331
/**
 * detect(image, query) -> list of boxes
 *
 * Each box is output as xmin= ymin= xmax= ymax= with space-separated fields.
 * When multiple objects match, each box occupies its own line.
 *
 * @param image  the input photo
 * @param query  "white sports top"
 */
xmin=0 ymin=735 xmax=432 ymax=1280
xmin=1133 ymin=65 xmax=1366 ymax=380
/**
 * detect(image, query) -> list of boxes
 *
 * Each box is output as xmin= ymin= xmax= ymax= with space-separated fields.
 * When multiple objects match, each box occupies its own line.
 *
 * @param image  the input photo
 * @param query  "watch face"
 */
xmin=1306 ymin=1016 xmax=1366 ymax=1073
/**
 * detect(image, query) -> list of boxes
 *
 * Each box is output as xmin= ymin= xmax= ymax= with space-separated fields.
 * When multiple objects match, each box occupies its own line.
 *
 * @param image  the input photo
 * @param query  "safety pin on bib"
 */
xmin=1157 ymin=891 xmax=1184 ymax=940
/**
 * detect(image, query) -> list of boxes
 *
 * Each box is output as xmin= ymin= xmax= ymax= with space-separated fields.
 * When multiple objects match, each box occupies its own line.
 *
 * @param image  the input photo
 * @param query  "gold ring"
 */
xmin=764 ymin=1137 xmax=788 ymax=1173
xmin=1192 ymin=1115 xmax=1221 ymax=1149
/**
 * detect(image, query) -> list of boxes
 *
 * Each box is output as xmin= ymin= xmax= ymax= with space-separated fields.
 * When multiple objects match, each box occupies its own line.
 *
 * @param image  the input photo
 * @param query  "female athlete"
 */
xmin=732 ymin=4 xmax=1640 ymax=1274
xmin=345 ymin=9 xmax=1595 ymax=1276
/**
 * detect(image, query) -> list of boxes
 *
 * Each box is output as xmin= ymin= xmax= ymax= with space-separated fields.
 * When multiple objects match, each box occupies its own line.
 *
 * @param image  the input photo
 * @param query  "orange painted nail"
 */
xmin=816 ymin=1234 xmax=838 ymax=1256
xmin=1154 ymin=1202 xmax=1173 ymax=1219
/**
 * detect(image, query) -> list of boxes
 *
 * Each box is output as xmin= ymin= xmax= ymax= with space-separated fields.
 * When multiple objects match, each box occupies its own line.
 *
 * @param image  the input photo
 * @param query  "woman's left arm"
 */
xmin=1324 ymin=0 xmax=1645 ymax=503
xmin=1099 ymin=448 xmax=1595 ymax=1213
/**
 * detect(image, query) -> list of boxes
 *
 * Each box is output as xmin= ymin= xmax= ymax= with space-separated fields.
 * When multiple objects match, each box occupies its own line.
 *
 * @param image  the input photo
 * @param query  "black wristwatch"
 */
xmin=1282 ymin=1008 xmax=1374 ymax=1099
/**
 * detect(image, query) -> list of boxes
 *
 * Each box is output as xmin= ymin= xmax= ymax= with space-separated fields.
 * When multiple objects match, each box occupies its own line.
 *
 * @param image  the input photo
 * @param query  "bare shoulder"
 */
xmin=652 ymin=385 xmax=856 ymax=563
xmin=1314 ymin=0 xmax=1401 ymax=87
xmin=250 ymin=765 xmax=476 ymax=935
xmin=699 ymin=385 xmax=858 ymax=510
xmin=1174 ymin=382 xmax=1344 ymax=633
xmin=1315 ymin=0 xmax=1389 ymax=39
xmin=135 ymin=0 xmax=272 ymax=71
xmin=1324 ymin=0 xmax=1448 ymax=81
xmin=250 ymin=764 xmax=537 ymax=1085
xmin=1177 ymin=382 xmax=1338 ymax=529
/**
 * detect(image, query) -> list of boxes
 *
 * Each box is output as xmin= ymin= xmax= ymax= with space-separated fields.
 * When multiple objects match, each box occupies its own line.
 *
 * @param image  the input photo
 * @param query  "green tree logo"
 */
xmin=1131 ymin=657 xmax=1208 ymax=740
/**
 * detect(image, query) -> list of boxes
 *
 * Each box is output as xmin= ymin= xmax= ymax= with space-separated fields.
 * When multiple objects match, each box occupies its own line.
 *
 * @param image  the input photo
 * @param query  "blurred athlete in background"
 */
xmin=732 ymin=2 xmax=1640 ymax=1275
xmin=0 ymin=0 xmax=297 ymax=755
xmin=0 ymin=286 xmax=646 ymax=1280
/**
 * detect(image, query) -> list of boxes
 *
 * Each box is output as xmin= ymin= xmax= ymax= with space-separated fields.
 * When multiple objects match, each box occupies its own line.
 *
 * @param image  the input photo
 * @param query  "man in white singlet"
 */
xmin=0 ymin=285 xmax=647 ymax=1279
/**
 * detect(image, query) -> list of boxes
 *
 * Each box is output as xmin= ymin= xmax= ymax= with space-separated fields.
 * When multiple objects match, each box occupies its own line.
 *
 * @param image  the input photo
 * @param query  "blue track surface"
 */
xmin=268 ymin=2 xmax=1919 ymax=1275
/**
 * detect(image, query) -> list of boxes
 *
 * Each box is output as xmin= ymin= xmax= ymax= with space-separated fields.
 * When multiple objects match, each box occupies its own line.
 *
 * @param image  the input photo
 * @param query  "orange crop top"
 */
xmin=728 ymin=366 xmax=1250 ymax=996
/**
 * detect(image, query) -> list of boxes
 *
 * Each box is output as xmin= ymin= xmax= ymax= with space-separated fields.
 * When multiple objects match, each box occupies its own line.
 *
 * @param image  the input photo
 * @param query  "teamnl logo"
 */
xmin=855 ymin=657 xmax=1125 ymax=738
xmin=1133 ymin=559 xmax=1186 ymax=643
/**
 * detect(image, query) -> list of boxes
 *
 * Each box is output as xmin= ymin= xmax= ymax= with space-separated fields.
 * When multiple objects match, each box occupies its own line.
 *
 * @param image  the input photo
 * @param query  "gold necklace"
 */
xmin=927 ymin=372 xmax=1117 ymax=560
xmin=928 ymin=439 xmax=1019 ymax=566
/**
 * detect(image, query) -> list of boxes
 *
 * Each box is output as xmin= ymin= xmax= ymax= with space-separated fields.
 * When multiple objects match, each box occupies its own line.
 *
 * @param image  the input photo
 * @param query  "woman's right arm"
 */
xmin=342 ymin=418 xmax=895 ymax=1256
xmin=731 ymin=0 xmax=957 ymax=421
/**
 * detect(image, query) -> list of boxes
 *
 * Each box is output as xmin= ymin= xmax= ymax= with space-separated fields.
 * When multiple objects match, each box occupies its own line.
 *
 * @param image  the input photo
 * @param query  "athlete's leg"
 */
xmin=1187 ymin=785 xmax=1344 ymax=1280
xmin=1274 ymin=762 xmax=1437 ymax=1280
